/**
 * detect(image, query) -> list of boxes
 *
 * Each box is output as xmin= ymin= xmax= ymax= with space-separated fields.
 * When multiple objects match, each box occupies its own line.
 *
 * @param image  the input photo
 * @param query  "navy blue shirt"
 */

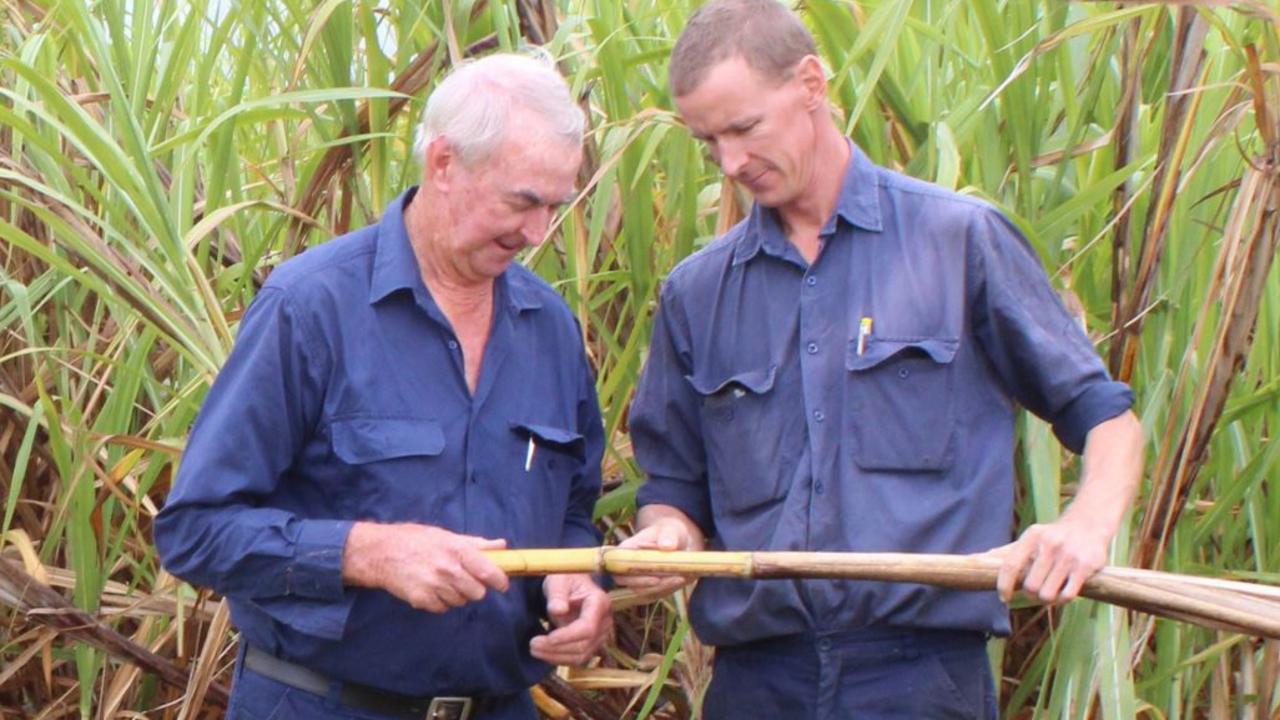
xmin=155 ymin=188 xmax=604 ymax=696
xmin=630 ymin=145 xmax=1132 ymax=647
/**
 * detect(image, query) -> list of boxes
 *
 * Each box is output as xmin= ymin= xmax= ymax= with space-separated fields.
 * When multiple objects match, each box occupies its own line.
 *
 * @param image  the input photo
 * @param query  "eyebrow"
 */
xmin=689 ymin=115 xmax=762 ymax=142
xmin=510 ymin=189 xmax=577 ymax=207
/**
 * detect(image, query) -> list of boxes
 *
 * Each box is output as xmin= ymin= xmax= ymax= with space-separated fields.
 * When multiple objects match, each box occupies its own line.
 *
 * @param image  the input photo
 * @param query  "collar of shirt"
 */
xmin=367 ymin=187 xmax=544 ymax=315
xmin=732 ymin=141 xmax=885 ymax=266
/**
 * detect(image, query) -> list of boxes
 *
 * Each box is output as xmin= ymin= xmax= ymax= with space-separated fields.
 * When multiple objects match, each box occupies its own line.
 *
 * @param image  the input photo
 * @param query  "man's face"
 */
xmin=675 ymin=55 xmax=818 ymax=209
xmin=435 ymin=129 xmax=582 ymax=283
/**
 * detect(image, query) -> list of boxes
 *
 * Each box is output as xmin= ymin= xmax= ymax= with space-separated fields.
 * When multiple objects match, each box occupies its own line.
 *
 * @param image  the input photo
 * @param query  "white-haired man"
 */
xmin=157 ymin=53 xmax=611 ymax=720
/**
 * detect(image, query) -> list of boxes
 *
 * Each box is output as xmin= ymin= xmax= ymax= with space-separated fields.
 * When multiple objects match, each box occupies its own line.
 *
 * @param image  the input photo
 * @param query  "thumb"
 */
xmin=467 ymin=536 xmax=508 ymax=550
xmin=545 ymin=578 xmax=570 ymax=616
xmin=657 ymin=524 xmax=683 ymax=551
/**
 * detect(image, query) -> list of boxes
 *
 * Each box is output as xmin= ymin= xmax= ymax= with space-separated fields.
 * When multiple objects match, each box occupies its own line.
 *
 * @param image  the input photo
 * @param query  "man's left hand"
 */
xmin=989 ymin=516 xmax=1110 ymax=605
xmin=530 ymin=573 xmax=612 ymax=666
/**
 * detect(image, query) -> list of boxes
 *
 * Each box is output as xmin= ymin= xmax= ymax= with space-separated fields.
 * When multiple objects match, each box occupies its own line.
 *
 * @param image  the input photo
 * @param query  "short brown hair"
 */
xmin=669 ymin=0 xmax=818 ymax=97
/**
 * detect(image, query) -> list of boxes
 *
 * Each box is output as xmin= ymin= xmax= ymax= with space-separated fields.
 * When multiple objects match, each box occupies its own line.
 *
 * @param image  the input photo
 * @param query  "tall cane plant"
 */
xmin=1 ymin=0 xmax=1277 ymax=717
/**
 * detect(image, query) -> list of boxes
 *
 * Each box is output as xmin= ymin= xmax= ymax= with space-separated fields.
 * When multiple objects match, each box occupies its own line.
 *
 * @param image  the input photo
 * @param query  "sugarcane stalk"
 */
xmin=487 ymin=548 xmax=1280 ymax=640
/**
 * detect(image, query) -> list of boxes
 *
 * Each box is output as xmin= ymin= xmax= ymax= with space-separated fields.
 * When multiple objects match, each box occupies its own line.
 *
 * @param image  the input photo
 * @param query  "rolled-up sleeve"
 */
xmin=630 ymin=280 xmax=715 ymax=537
xmin=966 ymin=208 xmax=1133 ymax=454
xmin=154 ymin=288 xmax=355 ymax=641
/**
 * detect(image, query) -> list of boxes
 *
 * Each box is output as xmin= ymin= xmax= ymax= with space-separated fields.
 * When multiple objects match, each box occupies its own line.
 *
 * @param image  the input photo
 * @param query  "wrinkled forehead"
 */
xmin=488 ymin=133 xmax=582 ymax=196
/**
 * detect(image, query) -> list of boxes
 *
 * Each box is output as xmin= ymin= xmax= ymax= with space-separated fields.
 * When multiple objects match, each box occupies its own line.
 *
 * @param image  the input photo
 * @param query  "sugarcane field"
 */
xmin=2 ymin=0 xmax=1279 ymax=718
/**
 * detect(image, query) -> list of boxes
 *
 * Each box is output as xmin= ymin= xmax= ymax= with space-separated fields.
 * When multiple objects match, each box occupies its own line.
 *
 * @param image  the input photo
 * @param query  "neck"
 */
xmin=777 ymin=125 xmax=851 ymax=237
xmin=405 ymin=192 xmax=494 ymax=314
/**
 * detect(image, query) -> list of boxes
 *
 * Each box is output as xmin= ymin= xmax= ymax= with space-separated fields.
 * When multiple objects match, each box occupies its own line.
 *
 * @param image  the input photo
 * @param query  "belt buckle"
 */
xmin=425 ymin=696 xmax=473 ymax=720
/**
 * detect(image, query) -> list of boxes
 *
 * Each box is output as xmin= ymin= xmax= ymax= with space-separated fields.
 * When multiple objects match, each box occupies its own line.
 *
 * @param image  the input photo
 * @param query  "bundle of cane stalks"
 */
xmin=487 ymin=548 xmax=1280 ymax=639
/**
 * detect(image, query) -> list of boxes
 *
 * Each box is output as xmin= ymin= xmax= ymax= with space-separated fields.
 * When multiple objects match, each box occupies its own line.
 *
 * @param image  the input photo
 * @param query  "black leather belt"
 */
xmin=243 ymin=645 xmax=499 ymax=719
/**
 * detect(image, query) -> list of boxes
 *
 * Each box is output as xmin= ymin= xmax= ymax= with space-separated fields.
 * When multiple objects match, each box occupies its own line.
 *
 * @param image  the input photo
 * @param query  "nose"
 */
xmin=718 ymin=139 xmax=752 ymax=180
xmin=520 ymin=205 xmax=555 ymax=247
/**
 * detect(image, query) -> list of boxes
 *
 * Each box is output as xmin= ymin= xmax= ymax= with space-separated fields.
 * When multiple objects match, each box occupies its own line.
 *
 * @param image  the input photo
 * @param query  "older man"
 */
xmin=156 ymin=53 xmax=611 ymax=720
xmin=621 ymin=1 xmax=1144 ymax=717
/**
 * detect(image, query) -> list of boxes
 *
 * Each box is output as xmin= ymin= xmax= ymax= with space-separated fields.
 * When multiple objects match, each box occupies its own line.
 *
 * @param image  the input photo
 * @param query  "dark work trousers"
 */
xmin=226 ymin=643 xmax=538 ymax=720
xmin=702 ymin=627 xmax=998 ymax=720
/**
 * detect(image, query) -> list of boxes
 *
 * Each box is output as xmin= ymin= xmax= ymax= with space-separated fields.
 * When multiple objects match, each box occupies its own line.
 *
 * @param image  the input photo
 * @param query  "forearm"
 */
xmin=1059 ymin=410 xmax=1144 ymax=540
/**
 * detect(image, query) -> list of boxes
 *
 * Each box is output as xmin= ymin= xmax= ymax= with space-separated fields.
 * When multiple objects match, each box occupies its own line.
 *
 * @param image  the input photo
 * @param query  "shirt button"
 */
xmin=818 ymin=638 xmax=832 ymax=652
xmin=898 ymin=367 xmax=910 ymax=379
xmin=814 ymin=481 xmax=825 ymax=494
xmin=813 ymin=410 xmax=825 ymax=422
xmin=805 ymin=276 xmax=817 ymax=286
xmin=806 ymin=341 xmax=818 ymax=354
xmin=447 ymin=339 xmax=459 ymax=350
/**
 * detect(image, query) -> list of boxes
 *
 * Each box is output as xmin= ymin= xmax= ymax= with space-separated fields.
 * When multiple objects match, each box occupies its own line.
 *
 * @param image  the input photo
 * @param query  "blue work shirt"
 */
xmin=630 ymin=144 xmax=1132 ymax=647
xmin=155 ymin=188 xmax=604 ymax=696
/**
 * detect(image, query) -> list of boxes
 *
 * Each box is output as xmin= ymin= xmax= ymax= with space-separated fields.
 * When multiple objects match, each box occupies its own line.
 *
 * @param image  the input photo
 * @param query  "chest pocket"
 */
xmin=331 ymin=417 xmax=445 ymax=463
xmin=509 ymin=422 xmax=584 ymax=545
xmin=686 ymin=365 xmax=789 ymax=514
xmin=329 ymin=417 xmax=446 ymax=519
xmin=846 ymin=338 xmax=957 ymax=472
xmin=510 ymin=422 xmax=585 ymax=470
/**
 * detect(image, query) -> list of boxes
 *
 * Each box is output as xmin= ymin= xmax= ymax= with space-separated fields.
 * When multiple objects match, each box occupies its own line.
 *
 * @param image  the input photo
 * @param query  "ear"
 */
xmin=795 ymin=55 xmax=828 ymax=112
xmin=423 ymin=137 xmax=457 ymax=191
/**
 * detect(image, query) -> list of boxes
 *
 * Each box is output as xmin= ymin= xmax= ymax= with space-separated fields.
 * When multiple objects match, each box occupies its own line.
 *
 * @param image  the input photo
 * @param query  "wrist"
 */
xmin=342 ymin=521 xmax=388 ymax=588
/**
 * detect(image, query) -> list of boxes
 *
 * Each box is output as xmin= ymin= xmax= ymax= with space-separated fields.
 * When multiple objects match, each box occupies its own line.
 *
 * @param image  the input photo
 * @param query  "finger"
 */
xmin=997 ymin=541 xmax=1035 ymax=603
xmin=540 ymin=596 xmax=608 ymax=647
xmin=645 ymin=576 xmax=692 ymax=595
xmin=450 ymin=570 xmax=489 ymax=603
xmin=539 ymin=620 xmax=595 ymax=648
xmin=530 ymin=642 xmax=594 ymax=667
xmin=1059 ymin=569 xmax=1088 ymax=603
xmin=612 ymin=573 xmax=663 ymax=589
xmin=544 ymin=577 xmax=571 ymax=619
xmin=657 ymin=523 xmax=683 ymax=550
xmin=1036 ymin=558 xmax=1072 ymax=604
xmin=616 ymin=529 xmax=657 ymax=550
xmin=435 ymin=584 xmax=468 ymax=608
xmin=466 ymin=536 xmax=508 ymax=550
xmin=411 ymin=589 xmax=447 ymax=614
xmin=978 ymin=542 xmax=1015 ymax=560
xmin=460 ymin=548 xmax=510 ymax=592
xmin=531 ymin=628 xmax=602 ymax=661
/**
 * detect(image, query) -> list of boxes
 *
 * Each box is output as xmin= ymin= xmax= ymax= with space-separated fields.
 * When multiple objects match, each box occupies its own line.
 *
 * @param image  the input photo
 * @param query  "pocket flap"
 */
xmin=686 ymin=365 xmax=778 ymax=397
xmin=847 ymin=338 xmax=958 ymax=371
xmin=331 ymin=417 xmax=445 ymax=464
xmin=510 ymin=422 xmax=584 ymax=451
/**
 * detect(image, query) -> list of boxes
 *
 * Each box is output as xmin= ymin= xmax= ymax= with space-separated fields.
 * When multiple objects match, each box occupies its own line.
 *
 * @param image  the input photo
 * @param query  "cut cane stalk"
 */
xmin=487 ymin=548 xmax=1280 ymax=639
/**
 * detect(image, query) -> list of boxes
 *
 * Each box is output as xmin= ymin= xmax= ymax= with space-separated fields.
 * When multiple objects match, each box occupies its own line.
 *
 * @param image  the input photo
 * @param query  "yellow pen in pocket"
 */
xmin=857 ymin=316 xmax=873 ymax=356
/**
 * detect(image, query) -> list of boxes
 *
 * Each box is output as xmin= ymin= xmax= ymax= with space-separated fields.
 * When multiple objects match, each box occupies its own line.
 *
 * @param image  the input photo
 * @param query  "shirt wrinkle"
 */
xmin=155 ymin=187 xmax=604 ymax=696
xmin=631 ymin=144 xmax=1132 ymax=647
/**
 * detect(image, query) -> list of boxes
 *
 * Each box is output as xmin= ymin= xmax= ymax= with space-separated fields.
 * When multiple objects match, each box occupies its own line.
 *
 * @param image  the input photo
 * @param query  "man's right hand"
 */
xmin=342 ymin=522 xmax=509 ymax=613
xmin=614 ymin=505 xmax=705 ymax=595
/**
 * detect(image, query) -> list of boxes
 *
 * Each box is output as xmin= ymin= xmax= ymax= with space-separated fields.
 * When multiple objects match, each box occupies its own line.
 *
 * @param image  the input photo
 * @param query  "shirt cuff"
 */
xmin=1052 ymin=381 xmax=1134 ymax=454
xmin=635 ymin=475 xmax=715 ymax=539
xmin=560 ymin=519 xmax=602 ymax=549
xmin=288 ymin=519 xmax=354 ymax=600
